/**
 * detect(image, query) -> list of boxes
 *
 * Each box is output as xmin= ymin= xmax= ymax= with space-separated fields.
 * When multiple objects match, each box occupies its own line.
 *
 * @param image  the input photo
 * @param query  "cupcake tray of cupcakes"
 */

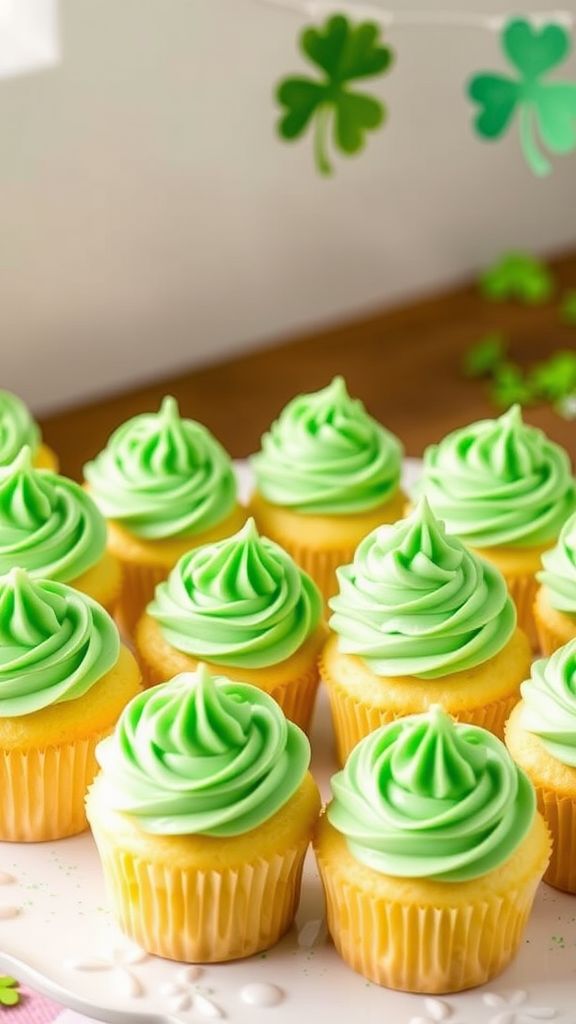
xmin=0 ymin=387 xmax=575 ymax=1024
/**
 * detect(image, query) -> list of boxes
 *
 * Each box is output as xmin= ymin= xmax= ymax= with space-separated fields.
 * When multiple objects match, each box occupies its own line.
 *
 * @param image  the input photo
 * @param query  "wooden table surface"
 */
xmin=41 ymin=251 xmax=576 ymax=480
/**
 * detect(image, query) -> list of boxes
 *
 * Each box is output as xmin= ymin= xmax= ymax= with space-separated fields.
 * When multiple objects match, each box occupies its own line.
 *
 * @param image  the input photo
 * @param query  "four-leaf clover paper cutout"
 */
xmin=469 ymin=18 xmax=576 ymax=176
xmin=0 ymin=977 xmax=20 ymax=1008
xmin=480 ymin=251 xmax=553 ymax=303
xmin=277 ymin=15 xmax=393 ymax=175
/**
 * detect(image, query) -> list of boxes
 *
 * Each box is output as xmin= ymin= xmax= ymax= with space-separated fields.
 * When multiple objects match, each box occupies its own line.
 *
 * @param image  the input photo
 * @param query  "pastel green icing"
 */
xmin=84 ymin=396 xmax=237 ymax=540
xmin=95 ymin=665 xmax=310 ymax=836
xmin=0 ymin=447 xmax=106 ymax=582
xmin=328 ymin=706 xmax=535 ymax=882
xmin=148 ymin=518 xmax=322 ymax=668
xmin=421 ymin=405 xmax=576 ymax=547
xmin=0 ymin=390 xmax=41 ymax=467
xmin=520 ymin=639 xmax=576 ymax=767
xmin=0 ymin=568 xmax=119 ymax=717
xmin=329 ymin=498 xmax=516 ymax=679
xmin=250 ymin=377 xmax=402 ymax=515
xmin=538 ymin=511 xmax=576 ymax=615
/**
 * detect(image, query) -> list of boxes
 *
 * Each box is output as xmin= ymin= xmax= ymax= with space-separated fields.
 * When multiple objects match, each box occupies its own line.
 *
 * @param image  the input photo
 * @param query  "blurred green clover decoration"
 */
xmin=276 ymin=15 xmax=393 ymax=175
xmin=468 ymin=18 xmax=576 ymax=176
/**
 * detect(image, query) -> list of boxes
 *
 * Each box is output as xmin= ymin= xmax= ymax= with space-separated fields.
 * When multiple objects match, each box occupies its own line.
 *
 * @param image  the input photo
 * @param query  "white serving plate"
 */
xmin=0 ymin=460 xmax=574 ymax=1024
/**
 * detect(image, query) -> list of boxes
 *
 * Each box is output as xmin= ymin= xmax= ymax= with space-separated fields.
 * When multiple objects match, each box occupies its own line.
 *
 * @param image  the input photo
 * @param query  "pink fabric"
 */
xmin=0 ymin=988 xmax=96 ymax=1024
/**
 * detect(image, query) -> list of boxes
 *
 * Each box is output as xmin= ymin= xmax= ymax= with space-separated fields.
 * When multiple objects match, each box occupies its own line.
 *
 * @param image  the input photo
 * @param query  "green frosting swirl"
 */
xmin=0 ymin=390 xmax=41 ymax=467
xmin=148 ymin=518 xmax=322 ymax=668
xmin=251 ymin=377 xmax=402 ymax=515
xmin=328 ymin=706 xmax=535 ymax=882
xmin=0 ymin=568 xmax=119 ymax=717
xmin=95 ymin=665 xmax=310 ymax=836
xmin=421 ymin=405 xmax=576 ymax=547
xmin=538 ymin=511 xmax=576 ymax=615
xmin=520 ymin=639 xmax=576 ymax=767
xmin=84 ymin=396 xmax=237 ymax=540
xmin=329 ymin=499 xmax=516 ymax=679
xmin=0 ymin=447 xmax=107 ymax=582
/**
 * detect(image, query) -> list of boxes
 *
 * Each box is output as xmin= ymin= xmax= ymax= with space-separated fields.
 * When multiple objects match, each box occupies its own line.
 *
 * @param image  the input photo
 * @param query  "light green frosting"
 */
xmin=520 ymin=639 xmax=576 ymax=767
xmin=96 ymin=665 xmax=310 ymax=836
xmin=0 ymin=390 xmax=41 ymax=467
xmin=328 ymin=706 xmax=535 ymax=882
xmin=421 ymin=405 xmax=576 ymax=547
xmin=0 ymin=447 xmax=107 ymax=582
xmin=148 ymin=518 xmax=322 ymax=668
xmin=251 ymin=377 xmax=402 ymax=515
xmin=538 ymin=511 xmax=576 ymax=615
xmin=329 ymin=499 xmax=516 ymax=679
xmin=84 ymin=396 xmax=237 ymax=540
xmin=0 ymin=568 xmax=120 ymax=717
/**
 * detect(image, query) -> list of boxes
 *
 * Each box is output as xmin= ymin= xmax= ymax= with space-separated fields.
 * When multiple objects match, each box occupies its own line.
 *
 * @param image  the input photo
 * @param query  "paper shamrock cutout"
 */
xmin=468 ymin=18 xmax=576 ymax=176
xmin=276 ymin=14 xmax=393 ymax=175
xmin=490 ymin=363 xmax=535 ymax=408
xmin=480 ymin=251 xmax=553 ymax=303
xmin=560 ymin=289 xmax=576 ymax=325
xmin=0 ymin=977 xmax=20 ymax=1008
xmin=529 ymin=350 xmax=576 ymax=400
xmin=463 ymin=332 xmax=507 ymax=377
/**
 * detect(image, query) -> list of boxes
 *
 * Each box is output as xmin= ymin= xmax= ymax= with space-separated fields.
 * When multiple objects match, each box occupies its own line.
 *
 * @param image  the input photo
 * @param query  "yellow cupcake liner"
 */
xmin=504 ymin=572 xmax=538 ymax=648
xmin=138 ymin=650 xmax=320 ymax=734
xmin=323 ymin=671 xmax=520 ymax=764
xmin=534 ymin=783 xmax=576 ymax=894
xmin=90 ymin=827 xmax=309 ymax=962
xmin=115 ymin=562 xmax=169 ymax=636
xmin=533 ymin=609 xmax=576 ymax=657
xmin=263 ymin=537 xmax=356 ymax=604
xmin=0 ymin=734 xmax=105 ymax=842
xmin=316 ymin=853 xmax=540 ymax=994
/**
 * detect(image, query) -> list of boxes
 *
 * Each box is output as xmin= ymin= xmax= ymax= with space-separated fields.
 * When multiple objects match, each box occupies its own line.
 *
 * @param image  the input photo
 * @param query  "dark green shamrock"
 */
xmin=560 ymin=289 xmax=576 ymax=325
xmin=490 ymin=363 xmax=535 ymax=408
xmin=529 ymin=350 xmax=576 ymax=401
xmin=468 ymin=18 xmax=576 ymax=176
xmin=0 ymin=977 xmax=20 ymax=1008
xmin=463 ymin=332 xmax=507 ymax=377
xmin=276 ymin=15 xmax=393 ymax=175
xmin=480 ymin=252 xmax=553 ymax=303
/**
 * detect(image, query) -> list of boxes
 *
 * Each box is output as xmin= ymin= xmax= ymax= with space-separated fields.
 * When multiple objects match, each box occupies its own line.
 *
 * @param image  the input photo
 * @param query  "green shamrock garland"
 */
xmin=276 ymin=15 xmax=393 ymax=175
xmin=469 ymin=18 xmax=576 ymax=176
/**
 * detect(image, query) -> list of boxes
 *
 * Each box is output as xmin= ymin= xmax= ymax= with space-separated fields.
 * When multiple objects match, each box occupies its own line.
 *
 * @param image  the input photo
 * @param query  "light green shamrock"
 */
xmin=469 ymin=17 xmax=576 ymax=176
xmin=480 ymin=252 xmax=553 ymax=303
xmin=0 ymin=977 xmax=20 ymax=1008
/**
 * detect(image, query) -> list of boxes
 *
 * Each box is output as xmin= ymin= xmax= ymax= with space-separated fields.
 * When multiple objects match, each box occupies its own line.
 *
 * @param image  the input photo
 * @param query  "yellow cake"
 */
xmin=86 ymin=666 xmax=320 ymax=962
xmin=84 ymin=396 xmax=245 ymax=632
xmin=249 ymin=377 xmax=405 ymax=601
xmin=0 ymin=570 xmax=141 ymax=842
xmin=324 ymin=499 xmax=530 ymax=762
xmin=315 ymin=708 xmax=550 ymax=993
xmin=506 ymin=640 xmax=576 ymax=893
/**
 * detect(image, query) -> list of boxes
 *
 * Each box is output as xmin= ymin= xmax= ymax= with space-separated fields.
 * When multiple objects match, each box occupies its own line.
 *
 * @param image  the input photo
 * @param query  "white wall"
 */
xmin=1 ymin=0 xmax=576 ymax=413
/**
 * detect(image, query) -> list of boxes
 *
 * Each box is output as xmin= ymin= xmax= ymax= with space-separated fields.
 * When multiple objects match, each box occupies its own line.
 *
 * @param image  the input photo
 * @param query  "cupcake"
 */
xmin=534 ymin=511 xmax=576 ymax=654
xmin=420 ymin=405 xmax=575 ymax=643
xmin=323 ymin=499 xmax=530 ymax=763
xmin=249 ymin=377 xmax=405 ymax=601
xmin=84 ymin=396 xmax=245 ymax=631
xmin=86 ymin=664 xmax=320 ymax=962
xmin=315 ymin=707 xmax=550 ymax=993
xmin=0 ymin=388 xmax=58 ymax=471
xmin=506 ymin=639 xmax=576 ymax=893
xmin=136 ymin=518 xmax=326 ymax=732
xmin=0 ymin=568 xmax=141 ymax=841
xmin=0 ymin=446 xmax=121 ymax=613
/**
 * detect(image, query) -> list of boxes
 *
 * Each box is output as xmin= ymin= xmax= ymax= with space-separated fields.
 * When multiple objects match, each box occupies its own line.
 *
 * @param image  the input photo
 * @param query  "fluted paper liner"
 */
xmin=90 ymin=826 xmax=309 ymax=963
xmin=534 ymin=783 xmax=576 ymax=893
xmin=138 ymin=652 xmax=320 ymax=734
xmin=0 ymin=734 xmax=106 ymax=842
xmin=115 ymin=562 xmax=169 ymax=636
xmin=314 ymin=817 xmax=550 ymax=994
xmin=322 ymin=664 xmax=520 ymax=764
xmin=259 ymin=536 xmax=356 ymax=604
xmin=505 ymin=572 xmax=538 ymax=648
